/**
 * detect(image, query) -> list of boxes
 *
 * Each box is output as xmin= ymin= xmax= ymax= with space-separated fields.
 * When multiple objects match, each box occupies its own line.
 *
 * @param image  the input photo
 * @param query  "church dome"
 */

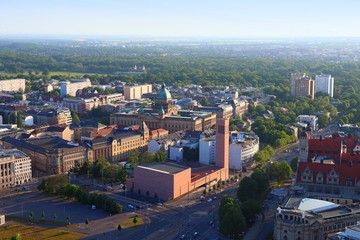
xmin=155 ymin=83 xmax=172 ymax=100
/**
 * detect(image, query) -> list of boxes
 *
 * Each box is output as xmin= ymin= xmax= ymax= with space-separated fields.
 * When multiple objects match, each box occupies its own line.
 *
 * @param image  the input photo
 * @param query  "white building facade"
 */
xmin=229 ymin=132 xmax=259 ymax=170
xmin=315 ymin=74 xmax=334 ymax=98
xmin=60 ymin=79 xmax=92 ymax=97
xmin=0 ymin=149 xmax=32 ymax=189
xmin=199 ymin=136 xmax=216 ymax=165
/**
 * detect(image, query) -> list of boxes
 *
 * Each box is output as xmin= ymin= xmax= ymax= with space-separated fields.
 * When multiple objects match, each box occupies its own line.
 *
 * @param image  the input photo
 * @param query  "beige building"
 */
xmin=124 ymin=84 xmax=152 ymax=100
xmin=0 ymin=148 xmax=32 ymax=189
xmin=0 ymin=79 xmax=26 ymax=92
xmin=290 ymin=73 xmax=315 ymax=99
xmin=85 ymin=122 xmax=149 ymax=162
xmin=1 ymin=136 xmax=86 ymax=175
xmin=111 ymin=84 xmax=217 ymax=133
xmin=63 ymin=93 xmax=123 ymax=114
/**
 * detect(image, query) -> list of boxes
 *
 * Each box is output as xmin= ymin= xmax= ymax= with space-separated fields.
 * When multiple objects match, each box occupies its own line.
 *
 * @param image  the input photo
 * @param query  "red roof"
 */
xmin=308 ymin=135 xmax=360 ymax=162
xmin=297 ymin=161 xmax=360 ymax=186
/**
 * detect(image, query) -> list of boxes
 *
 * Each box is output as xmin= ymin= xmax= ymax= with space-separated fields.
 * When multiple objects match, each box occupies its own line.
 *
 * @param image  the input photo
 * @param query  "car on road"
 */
xmin=127 ymin=204 xmax=134 ymax=209
xmin=156 ymin=202 xmax=163 ymax=206
xmin=213 ymin=196 xmax=217 ymax=200
xmin=207 ymin=198 xmax=212 ymax=203
xmin=194 ymin=232 xmax=199 ymax=237
xmin=22 ymin=186 xmax=30 ymax=191
xmin=180 ymin=234 xmax=186 ymax=239
xmin=209 ymin=220 xmax=213 ymax=225
xmin=200 ymin=196 xmax=205 ymax=201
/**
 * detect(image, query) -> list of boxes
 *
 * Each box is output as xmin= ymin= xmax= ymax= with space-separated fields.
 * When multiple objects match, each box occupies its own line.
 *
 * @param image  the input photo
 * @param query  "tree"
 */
xmin=218 ymin=195 xmax=246 ymax=237
xmin=9 ymin=233 xmax=22 ymax=240
xmin=29 ymin=211 xmax=34 ymax=221
xmin=72 ymin=112 xmax=80 ymax=123
xmin=85 ymin=218 xmax=89 ymax=229
xmin=200 ymin=97 xmax=209 ymax=106
xmin=66 ymin=215 xmax=72 ymax=225
xmin=128 ymin=149 xmax=140 ymax=168
xmin=117 ymin=167 xmax=128 ymax=183
xmin=53 ymin=213 xmax=58 ymax=222
xmin=154 ymin=150 xmax=167 ymax=162
xmin=41 ymin=211 xmax=45 ymax=221
xmin=117 ymin=224 xmax=122 ymax=231
xmin=237 ymin=177 xmax=258 ymax=202
xmin=241 ymin=199 xmax=262 ymax=225
xmin=16 ymin=112 xmax=24 ymax=128
xmin=139 ymin=151 xmax=155 ymax=164
xmin=133 ymin=216 xmax=138 ymax=225
xmin=290 ymin=157 xmax=299 ymax=172
xmin=268 ymin=160 xmax=293 ymax=183
xmin=250 ymin=168 xmax=269 ymax=195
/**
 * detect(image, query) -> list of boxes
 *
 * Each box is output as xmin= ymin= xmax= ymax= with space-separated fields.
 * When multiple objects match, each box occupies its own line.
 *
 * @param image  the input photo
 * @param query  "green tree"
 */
xmin=251 ymin=168 xmax=269 ymax=195
xmin=139 ymin=151 xmax=155 ymax=164
xmin=237 ymin=177 xmax=258 ymax=202
xmin=218 ymin=195 xmax=246 ymax=237
xmin=16 ymin=112 xmax=24 ymax=128
xmin=72 ymin=112 xmax=81 ymax=123
xmin=154 ymin=150 xmax=167 ymax=162
xmin=9 ymin=233 xmax=22 ymax=240
xmin=117 ymin=224 xmax=122 ymax=231
xmin=128 ymin=149 xmax=140 ymax=168
xmin=117 ymin=167 xmax=128 ymax=183
xmin=53 ymin=213 xmax=58 ymax=222
xmin=29 ymin=211 xmax=34 ymax=221
xmin=200 ymin=97 xmax=209 ymax=106
xmin=268 ymin=160 xmax=293 ymax=183
xmin=133 ymin=216 xmax=138 ymax=225
xmin=66 ymin=215 xmax=72 ymax=225
xmin=290 ymin=157 xmax=299 ymax=172
xmin=41 ymin=211 xmax=45 ymax=221
xmin=241 ymin=199 xmax=262 ymax=225
xmin=85 ymin=218 xmax=89 ymax=229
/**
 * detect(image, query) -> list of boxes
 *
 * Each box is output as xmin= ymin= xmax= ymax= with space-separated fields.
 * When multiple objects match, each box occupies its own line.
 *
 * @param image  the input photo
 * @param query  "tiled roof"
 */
xmin=297 ymin=162 xmax=360 ymax=186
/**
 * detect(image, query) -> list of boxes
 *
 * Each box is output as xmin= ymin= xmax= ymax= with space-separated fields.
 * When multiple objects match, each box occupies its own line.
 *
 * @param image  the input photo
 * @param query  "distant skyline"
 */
xmin=1 ymin=0 xmax=360 ymax=38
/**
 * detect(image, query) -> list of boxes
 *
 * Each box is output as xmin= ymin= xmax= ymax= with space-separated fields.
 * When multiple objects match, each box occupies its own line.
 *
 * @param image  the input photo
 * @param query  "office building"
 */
xmin=0 ymin=148 xmax=32 ymax=189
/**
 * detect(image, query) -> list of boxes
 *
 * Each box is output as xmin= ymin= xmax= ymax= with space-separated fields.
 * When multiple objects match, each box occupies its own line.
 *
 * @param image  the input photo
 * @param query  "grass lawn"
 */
xmin=119 ymin=216 xmax=144 ymax=228
xmin=0 ymin=224 xmax=85 ymax=240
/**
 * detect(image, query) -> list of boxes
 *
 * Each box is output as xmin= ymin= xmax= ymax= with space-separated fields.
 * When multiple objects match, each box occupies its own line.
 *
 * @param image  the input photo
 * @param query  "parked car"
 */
xmin=22 ymin=186 xmax=30 ymax=191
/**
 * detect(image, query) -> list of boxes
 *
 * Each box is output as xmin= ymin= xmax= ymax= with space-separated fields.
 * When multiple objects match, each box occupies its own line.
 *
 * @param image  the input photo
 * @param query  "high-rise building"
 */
xmin=315 ymin=74 xmax=334 ymax=98
xmin=291 ymin=73 xmax=315 ymax=99
xmin=216 ymin=118 xmax=229 ymax=180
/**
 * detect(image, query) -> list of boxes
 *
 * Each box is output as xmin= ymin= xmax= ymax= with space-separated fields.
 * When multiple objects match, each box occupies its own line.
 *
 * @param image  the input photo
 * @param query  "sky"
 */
xmin=1 ymin=0 xmax=360 ymax=38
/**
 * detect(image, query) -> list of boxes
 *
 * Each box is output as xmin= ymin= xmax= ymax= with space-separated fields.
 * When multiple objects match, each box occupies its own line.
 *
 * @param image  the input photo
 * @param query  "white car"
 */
xmin=127 ymin=204 xmax=134 ymax=209
xmin=207 ymin=198 xmax=212 ymax=203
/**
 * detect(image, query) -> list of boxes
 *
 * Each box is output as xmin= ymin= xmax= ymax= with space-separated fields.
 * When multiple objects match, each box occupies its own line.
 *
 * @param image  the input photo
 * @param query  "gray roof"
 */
xmin=138 ymin=162 xmax=189 ymax=174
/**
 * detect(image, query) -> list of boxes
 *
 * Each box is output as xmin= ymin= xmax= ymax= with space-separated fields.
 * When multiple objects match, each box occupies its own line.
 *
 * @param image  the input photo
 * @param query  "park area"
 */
xmin=0 ymin=224 xmax=85 ymax=240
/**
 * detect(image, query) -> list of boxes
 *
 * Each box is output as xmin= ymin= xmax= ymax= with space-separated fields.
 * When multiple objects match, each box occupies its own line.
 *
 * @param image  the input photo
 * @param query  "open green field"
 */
xmin=0 ymin=71 xmax=104 ymax=77
xmin=0 ymin=224 xmax=86 ymax=240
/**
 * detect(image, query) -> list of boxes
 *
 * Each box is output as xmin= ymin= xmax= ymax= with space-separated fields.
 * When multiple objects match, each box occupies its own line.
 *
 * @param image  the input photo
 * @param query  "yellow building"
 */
xmin=110 ymin=83 xmax=216 ymax=133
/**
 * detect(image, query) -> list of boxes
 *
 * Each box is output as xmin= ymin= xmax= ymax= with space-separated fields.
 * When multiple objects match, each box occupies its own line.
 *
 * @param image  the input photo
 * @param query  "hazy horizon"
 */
xmin=1 ymin=0 xmax=360 ymax=38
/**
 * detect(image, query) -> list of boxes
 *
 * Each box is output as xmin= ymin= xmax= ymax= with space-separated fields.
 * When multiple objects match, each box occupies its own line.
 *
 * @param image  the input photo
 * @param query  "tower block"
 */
xmin=215 ymin=118 xmax=229 ymax=180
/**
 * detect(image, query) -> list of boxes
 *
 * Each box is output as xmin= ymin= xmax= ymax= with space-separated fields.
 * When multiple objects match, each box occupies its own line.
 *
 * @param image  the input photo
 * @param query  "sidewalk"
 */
xmin=243 ymin=215 xmax=263 ymax=240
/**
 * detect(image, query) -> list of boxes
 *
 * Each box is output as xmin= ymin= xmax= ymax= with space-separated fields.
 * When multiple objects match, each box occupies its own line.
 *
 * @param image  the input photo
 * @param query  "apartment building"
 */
xmin=291 ymin=73 xmax=315 ymax=99
xmin=0 ymin=79 xmax=26 ymax=92
xmin=315 ymin=74 xmax=334 ymax=98
xmin=60 ymin=78 xmax=92 ymax=97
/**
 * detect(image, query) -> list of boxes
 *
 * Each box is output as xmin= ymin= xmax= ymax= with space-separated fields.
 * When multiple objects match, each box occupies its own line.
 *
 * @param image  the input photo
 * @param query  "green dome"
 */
xmin=155 ymin=83 xmax=172 ymax=100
